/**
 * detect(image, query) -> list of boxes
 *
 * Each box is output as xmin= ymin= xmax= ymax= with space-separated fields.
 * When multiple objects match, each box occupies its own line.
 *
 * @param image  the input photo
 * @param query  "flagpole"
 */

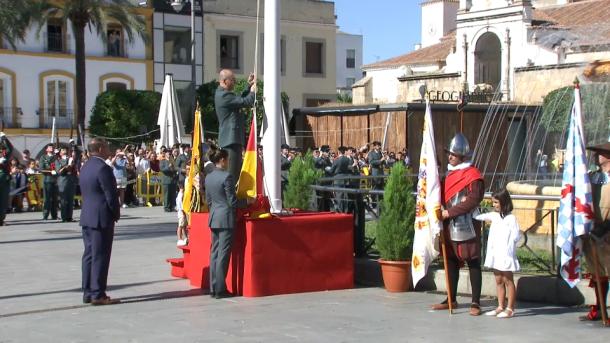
xmin=440 ymin=231 xmax=454 ymax=314
xmin=590 ymin=240 xmax=609 ymax=325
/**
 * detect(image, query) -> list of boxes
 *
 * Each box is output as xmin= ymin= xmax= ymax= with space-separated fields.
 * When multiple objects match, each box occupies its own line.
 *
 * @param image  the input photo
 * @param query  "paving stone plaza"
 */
xmin=0 ymin=207 xmax=608 ymax=342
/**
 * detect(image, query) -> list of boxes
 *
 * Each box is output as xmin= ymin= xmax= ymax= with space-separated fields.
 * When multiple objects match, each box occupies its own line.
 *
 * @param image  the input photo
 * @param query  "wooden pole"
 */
xmin=440 ymin=230 xmax=454 ymax=314
xmin=590 ymin=239 xmax=608 ymax=326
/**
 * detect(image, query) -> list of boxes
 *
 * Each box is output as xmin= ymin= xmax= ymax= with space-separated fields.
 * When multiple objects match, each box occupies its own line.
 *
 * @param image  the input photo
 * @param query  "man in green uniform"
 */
xmin=214 ymin=69 xmax=257 ymax=180
xmin=175 ymin=144 xmax=191 ymax=188
xmin=39 ymin=143 xmax=59 ymax=220
xmin=329 ymin=146 xmax=352 ymax=213
xmin=160 ymin=150 xmax=178 ymax=212
xmin=57 ymin=146 xmax=77 ymax=222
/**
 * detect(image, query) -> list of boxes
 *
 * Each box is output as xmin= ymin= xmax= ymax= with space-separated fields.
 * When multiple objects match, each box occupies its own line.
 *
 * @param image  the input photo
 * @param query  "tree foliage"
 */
xmin=89 ymin=90 xmax=161 ymax=145
xmin=283 ymin=151 xmax=322 ymax=210
xmin=0 ymin=0 xmax=36 ymax=49
xmin=376 ymin=163 xmax=416 ymax=261
xmin=541 ymin=83 xmax=610 ymax=144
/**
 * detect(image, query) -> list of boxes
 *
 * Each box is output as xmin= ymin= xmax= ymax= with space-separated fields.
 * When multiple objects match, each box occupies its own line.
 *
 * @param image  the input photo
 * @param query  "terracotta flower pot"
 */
xmin=379 ymin=259 xmax=412 ymax=292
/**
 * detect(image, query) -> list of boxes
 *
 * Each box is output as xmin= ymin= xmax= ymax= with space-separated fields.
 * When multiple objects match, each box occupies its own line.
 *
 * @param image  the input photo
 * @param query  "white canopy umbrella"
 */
xmin=157 ymin=74 xmax=186 ymax=152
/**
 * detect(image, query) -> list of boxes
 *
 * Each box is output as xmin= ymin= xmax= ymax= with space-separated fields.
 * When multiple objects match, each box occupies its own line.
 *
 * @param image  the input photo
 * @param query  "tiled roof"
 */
xmin=362 ymin=32 xmax=455 ymax=69
xmin=532 ymin=0 xmax=610 ymax=46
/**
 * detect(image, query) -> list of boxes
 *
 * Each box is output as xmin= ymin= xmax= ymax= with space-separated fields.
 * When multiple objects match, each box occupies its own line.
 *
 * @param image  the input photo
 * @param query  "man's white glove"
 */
xmin=0 ymin=132 xmax=5 ymax=138
xmin=51 ymin=170 xmax=57 ymax=175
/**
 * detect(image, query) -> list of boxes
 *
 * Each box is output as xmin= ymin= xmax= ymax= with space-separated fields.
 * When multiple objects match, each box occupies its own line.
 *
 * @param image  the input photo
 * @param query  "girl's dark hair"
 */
xmin=209 ymin=148 xmax=228 ymax=164
xmin=492 ymin=188 xmax=513 ymax=218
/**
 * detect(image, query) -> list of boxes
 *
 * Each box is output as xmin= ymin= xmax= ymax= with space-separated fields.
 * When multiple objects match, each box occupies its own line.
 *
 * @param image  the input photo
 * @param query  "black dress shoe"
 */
xmin=83 ymin=296 xmax=91 ymax=304
xmin=215 ymin=291 xmax=233 ymax=299
xmin=209 ymin=292 xmax=216 ymax=298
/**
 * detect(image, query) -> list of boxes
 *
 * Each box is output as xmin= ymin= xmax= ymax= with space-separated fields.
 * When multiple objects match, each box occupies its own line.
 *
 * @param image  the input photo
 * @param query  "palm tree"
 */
xmin=33 ymin=0 xmax=148 ymax=133
xmin=0 ymin=1 xmax=36 ymax=49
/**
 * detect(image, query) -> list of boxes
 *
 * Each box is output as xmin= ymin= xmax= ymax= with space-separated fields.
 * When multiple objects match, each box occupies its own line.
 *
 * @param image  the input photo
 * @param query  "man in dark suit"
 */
xmin=280 ymin=143 xmax=292 ymax=198
xmin=368 ymin=141 xmax=386 ymax=206
xmin=329 ymin=146 xmax=352 ymax=213
xmin=205 ymin=148 xmax=248 ymax=298
xmin=214 ymin=69 xmax=257 ymax=180
xmin=79 ymin=138 xmax=121 ymax=305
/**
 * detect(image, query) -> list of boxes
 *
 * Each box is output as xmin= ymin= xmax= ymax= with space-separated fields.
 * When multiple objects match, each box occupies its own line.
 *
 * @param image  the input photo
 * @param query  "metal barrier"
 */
xmin=312 ymin=174 xmax=561 ymax=273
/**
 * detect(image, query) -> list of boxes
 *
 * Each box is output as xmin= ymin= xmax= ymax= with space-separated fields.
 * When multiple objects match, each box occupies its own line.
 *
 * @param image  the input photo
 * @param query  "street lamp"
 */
xmin=169 ymin=0 xmax=197 ymax=129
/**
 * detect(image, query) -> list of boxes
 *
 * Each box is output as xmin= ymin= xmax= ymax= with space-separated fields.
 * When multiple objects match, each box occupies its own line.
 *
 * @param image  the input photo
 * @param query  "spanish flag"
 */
xmin=182 ymin=106 xmax=202 ymax=216
xmin=237 ymin=113 xmax=260 ymax=199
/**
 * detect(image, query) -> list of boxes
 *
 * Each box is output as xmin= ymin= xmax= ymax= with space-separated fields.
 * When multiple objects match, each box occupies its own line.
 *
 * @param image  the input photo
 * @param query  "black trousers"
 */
xmin=43 ymin=182 xmax=58 ymax=219
xmin=209 ymin=228 xmax=234 ymax=294
xmin=446 ymin=257 xmax=482 ymax=304
xmin=82 ymin=226 xmax=114 ymax=299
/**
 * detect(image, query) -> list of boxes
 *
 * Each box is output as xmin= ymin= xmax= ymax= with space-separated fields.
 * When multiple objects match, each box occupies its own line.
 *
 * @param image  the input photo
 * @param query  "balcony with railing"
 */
xmin=0 ymin=107 xmax=22 ymax=128
xmin=38 ymin=108 xmax=74 ymax=129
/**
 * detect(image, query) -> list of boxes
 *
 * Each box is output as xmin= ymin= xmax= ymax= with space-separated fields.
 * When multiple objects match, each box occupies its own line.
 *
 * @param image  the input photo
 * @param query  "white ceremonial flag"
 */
xmin=411 ymin=100 xmax=443 ymax=287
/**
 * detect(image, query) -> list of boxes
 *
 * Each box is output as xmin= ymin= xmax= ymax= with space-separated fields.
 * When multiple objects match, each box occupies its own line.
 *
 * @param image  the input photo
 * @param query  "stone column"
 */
xmin=462 ymin=33 xmax=469 ymax=92
xmin=504 ymin=28 xmax=511 ymax=101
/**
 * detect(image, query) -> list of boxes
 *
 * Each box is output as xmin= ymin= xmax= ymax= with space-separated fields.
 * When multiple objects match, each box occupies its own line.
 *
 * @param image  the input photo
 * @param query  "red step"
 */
xmin=166 ymin=258 xmax=187 ymax=279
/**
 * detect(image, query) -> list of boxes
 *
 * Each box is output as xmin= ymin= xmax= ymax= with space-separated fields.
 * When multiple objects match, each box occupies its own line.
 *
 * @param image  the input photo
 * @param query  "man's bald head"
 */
xmin=88 ymin=137 xmax=111 ymax=159
xmin=219 ymin=69 xmax=236 ymax=91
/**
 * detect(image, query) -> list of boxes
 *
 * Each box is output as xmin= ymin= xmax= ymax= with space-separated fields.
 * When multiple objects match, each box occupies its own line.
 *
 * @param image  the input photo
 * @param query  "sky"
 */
xmin=333 ymin=0 xmax=422 ymax=65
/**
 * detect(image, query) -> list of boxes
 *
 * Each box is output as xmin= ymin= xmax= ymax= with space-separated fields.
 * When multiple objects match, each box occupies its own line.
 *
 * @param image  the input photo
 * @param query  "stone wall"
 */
xmin=398 ymin=74 xmax=462 ymax=102
xmin=513 ymin=64 xmax=586 ymax=104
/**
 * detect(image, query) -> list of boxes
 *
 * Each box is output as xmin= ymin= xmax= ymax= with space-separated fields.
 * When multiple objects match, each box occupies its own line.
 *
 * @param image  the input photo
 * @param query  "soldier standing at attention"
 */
xmin=160 ymin=149 xmax=178 ymax=212
xmin=175 ymin=144 xmax=191 ymax=188
xmin=57 ymin=146 xmax=77 ymax=222
xmin=40 ymin=143 xmax=59 ymax=220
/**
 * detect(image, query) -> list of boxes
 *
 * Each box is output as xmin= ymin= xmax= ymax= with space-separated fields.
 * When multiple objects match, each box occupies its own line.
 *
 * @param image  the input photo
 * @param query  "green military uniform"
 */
xmin=57 ymin=155 xmax=77 ymax=222
xmin=368 ymin=148 xmax=385 ymax=205
xmin=160 ymin=158 xmax=178 ymax=212
xmin=214 ymin=86 xmax=255 ymax=180
xmin=175 ymin=153 xmax=190 ymax=187
xmin=280 ymin=153 xmax=291 ymax=198
xmin=329 ymin=155 xmax=352 ymax=213
xmin=39 ymin=153 xmax=59 ymax=220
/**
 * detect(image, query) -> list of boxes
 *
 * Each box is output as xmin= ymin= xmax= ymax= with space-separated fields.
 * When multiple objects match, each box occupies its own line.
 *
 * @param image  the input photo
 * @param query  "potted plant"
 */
xmin=376 ymin=162 xmax=416 ymax=292
xmin=283 ymin=151 xmax=322 ymax=211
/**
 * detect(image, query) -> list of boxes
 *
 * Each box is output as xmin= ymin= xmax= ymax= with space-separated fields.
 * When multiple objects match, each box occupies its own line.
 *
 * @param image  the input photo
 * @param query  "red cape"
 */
xmin=443 ymin=166 xmax=483 ymax=203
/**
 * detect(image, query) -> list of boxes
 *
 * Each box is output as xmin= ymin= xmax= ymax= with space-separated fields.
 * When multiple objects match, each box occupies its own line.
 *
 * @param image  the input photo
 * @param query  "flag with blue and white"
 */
xmin=556 ymin=83 xmax=594 ymax=288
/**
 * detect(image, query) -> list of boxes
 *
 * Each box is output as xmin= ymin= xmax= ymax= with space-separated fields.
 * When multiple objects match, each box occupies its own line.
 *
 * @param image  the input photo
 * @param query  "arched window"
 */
xmin=99 ymin=73 xmax=134 ymax=92
xmin=0 ymin=68 xmax=16 ymax=127
xmin=474 ymin=32 xmax=501 ymax=90
xmin=39 ymin=70 xmax=75 ymax=128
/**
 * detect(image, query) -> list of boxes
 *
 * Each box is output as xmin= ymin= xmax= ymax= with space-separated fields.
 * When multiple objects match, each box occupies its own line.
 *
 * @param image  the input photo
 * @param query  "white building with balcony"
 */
xmin=0 ymin=5 xmax=153 ymax=154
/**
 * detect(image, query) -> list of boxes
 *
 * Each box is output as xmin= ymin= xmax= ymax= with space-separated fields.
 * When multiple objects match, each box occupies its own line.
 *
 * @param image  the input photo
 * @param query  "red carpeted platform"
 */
xmin=168 ymin=212 xmax=354 ymax=297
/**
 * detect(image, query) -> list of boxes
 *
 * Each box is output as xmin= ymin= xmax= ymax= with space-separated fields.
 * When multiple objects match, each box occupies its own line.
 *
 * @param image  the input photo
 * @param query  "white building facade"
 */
xmin=202 ymin=0 xmax=337 ymax=111
xmin=356 ymin=0 xmax=610 ymax=105
xmin=336 ymin=30 xmax=363 ymax=96
xmin=0 ymin=5 xmax=153 ymax=154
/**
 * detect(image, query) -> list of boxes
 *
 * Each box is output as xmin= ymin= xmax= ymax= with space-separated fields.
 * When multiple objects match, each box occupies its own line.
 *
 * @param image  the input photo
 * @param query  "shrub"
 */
xmin=283 ymin=151 xmax=322 ymax=210
xmin=376 ymin=163 xmax=416 ymax=261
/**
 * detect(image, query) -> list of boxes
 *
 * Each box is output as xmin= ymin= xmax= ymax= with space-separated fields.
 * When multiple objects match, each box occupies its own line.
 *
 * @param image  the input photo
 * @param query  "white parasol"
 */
xmin=157 ymin=74 xmax=186 ymax=152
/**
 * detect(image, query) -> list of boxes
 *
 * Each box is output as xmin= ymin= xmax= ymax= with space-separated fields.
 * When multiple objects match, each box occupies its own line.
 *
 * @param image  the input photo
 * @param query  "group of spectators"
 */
xmin=0 ymin=135 xmax=194 ymax=225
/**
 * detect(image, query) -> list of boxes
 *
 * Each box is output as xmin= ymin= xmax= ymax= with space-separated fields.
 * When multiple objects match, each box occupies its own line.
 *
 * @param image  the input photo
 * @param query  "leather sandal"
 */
xmin=469 ymin=303 xmax=482 ymax=316
xmin=431 ymin=301 xmax=458 ymax=310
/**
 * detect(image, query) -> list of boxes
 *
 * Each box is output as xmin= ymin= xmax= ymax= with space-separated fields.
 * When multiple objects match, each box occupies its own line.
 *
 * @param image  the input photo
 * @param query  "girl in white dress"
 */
xmin=475 ymin=189 xmax=521 ymax=318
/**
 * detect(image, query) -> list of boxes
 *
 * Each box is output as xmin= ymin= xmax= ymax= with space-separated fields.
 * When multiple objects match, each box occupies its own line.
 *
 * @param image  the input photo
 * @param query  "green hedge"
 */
xmin=89 ymin=90 xmax=161 ymax=143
